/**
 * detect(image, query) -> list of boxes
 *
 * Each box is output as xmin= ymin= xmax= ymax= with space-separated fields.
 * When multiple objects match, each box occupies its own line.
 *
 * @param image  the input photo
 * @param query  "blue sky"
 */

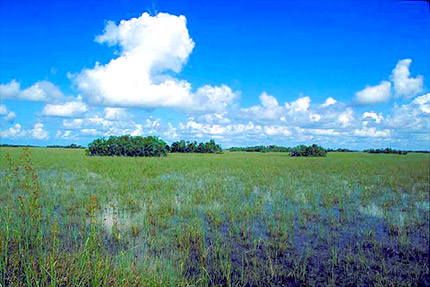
xmin=0 ymin=0 xmax=429 ymax=149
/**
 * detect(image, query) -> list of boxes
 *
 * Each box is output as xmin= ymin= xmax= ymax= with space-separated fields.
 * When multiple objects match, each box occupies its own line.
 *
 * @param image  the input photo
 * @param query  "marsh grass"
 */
xmin=0 ymin=147 xmax=429 ymax=286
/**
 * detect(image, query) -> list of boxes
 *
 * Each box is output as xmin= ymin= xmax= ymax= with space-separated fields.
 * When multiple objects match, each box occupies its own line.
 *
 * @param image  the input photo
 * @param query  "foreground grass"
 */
xmin=0 ymin=147 xmax=429 ymax=286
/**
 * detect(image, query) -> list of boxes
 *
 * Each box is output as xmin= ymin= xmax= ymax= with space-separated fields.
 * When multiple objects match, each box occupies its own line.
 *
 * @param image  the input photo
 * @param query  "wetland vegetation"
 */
xmin=0 ymin=146 xmax=428 ymax=286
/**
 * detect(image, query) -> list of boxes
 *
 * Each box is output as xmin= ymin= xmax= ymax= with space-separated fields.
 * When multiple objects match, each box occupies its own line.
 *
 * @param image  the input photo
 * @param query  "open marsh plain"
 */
xmin=0 ymin=147 xmax=429 ymax=286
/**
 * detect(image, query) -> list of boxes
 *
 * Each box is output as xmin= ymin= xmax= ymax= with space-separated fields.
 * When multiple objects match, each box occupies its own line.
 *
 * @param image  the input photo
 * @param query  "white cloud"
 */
xmin=286 ymin=96 xmax=310 ymax=112
xmin=0 ymin=80 xmax=64 ymax=102
xmin=145 ymin=116 xmax=161 ymax=130
xmin=21 ymin=81 xmax=64 ymax=102
xmin=0 ymin=105 xmax=6 ymax=115
xmin=75 ymin=13 xmax=190 ymax=108
xmin=354 ymin=127 xmax=390 ymax=138
xmin=94 ymin=14 xmax=194 ymax=74
xmin=310 ymin=113 xmax=321 ymax=122
xmin=3 ymin=112 xmax=16 ymax=122
xmin=240 ymin=92 xmax=283 ymax=120
xmin=181 ymin=120 xmax=263 ymax=137
xmin=362 ymin=111 xmax=383 ymax=124
xmin=36 ymin=92 xmax=427 ymax=148
xmin=307 ymin=129 xmax=341 ymax=136
xmin=0 ymin=104 xmax=16 ymax=122
xmin=61 ymin=113 xmax=169 ymax=139
xmin=390 ymin=59 xmax=423 ymax=99
xmin=411 ymin=93 xmax=430 ymax=114
xmin=0 ymin=124 xmax=26 ymax=138
xmin=200 ymin=113 xmax=231 ymax=125
xmin=0 ymin=80 xmax=21 ymax=99
xmin=30 ymin=123 xmax=49 ymax=139
xmin=264 ymin=125 xmax=291 ymax=136
xmin=75 ymin=12 xmax=195 ymax=108
xmin=104 ymin=107 xmax=127 ymax=120
xmin=75 ymin=115 xmax=122 ymax=136
xmin=42 ymin=100 xmax=88 ymax=117
xmin=74 ymin=12 xmax=236 ymax=113
xmin=384 ymin=93 xmax=430 ymax=130
xmin=56 ymin=130 xmax=74 ymax=139
xmin=63 ymin=118 xmax=83 ymax=129
xmin=55 ymin=130 xmax=76 ymax=139
xmin=240 ymin=93 xmax=313 ymax=124
xmin=355 ymin=81 xmax=391 ymax=105
xmin=164 ymin=122 xmax=179 ymax=139
xmin=321 ymin=97 xmax=337 ymax=107
xmin=239 ymin=94 xmax=360 ymax=132
xmin=80 ymin=128 xmax=103 ymax=136
xmin=0 ymin=123 xmax=49 ymax=140
xmin=193 ymin=85 xmax=238 ymax=113
xmin=353 ymin=58 xmax=423 ymax=105
xmin=338 ymin=108 xmax=354 ymax=127
xmin=88 ymin=115 xmax=112 ymax=127
xmin=260 ymin=92 xmax=279 ymax=108
xmin=130 ymin=124 xmax=143 ymax=136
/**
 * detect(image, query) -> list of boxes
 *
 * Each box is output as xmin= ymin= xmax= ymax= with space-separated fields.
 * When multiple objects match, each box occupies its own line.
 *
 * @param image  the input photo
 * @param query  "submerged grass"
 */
xmin=0 ymin=147 xmax=429 ymax=286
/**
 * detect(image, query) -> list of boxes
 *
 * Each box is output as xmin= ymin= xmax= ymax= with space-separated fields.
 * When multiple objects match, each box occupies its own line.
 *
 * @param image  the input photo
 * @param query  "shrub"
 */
xmin=170 ymin=139 xmax=222 ymax=154
xmin=290 ymin=144 xmax=327 ymax=157
xmin=364 ymin=148 xmax=407 ymax=155
xmin=86 ymin=135 xmax=168 ymax=157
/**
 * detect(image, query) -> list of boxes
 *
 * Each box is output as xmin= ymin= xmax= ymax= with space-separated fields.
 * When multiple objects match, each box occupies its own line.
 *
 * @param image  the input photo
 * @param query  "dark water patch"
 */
xmin=265 ymin=202 xmax=274 ymax=218
xmin=250 ymin=216 xmax=267 ymax=241
xmin=184 ymin=209 xmax=429 ymax=286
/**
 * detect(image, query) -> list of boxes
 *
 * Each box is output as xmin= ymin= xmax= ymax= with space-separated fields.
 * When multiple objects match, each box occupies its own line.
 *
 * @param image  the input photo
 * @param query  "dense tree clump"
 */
xmin=86 ymin=136 xmax=168 ymax=157
xmin=229 ymin=145 xmax=290 ymax=152
xmin=365 ymin=148 xmax=408 ymax=155
xmin=169 ymin=139 xmax=222 ymax=153
xmin=290 ymin=144 xmax=327 ymax=157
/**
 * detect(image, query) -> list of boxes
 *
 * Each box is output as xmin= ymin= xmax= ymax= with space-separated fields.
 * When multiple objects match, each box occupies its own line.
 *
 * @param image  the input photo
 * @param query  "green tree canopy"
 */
xmin=86 ymin=135 xmax=168 ymax=157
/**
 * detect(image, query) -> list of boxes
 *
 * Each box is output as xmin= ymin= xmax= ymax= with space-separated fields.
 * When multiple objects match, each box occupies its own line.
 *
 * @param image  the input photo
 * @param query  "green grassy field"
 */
xmin=0 ymin=147 xmax=429 ymax=286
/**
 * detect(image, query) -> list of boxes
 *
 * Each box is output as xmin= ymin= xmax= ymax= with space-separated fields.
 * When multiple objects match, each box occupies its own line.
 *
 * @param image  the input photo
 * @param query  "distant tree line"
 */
xmin=47 ymin=143 xmax=84 ymax=149
xmin=326 ymin=148 xmax=356 ymax=152
xmin=364 ymin=148 xmax=408 ymax=155
xmin=229 ymin=144 xmax=327 ymax=157
xmin=229 ymin=145 xmax=290 ymax=152
xmin=290 ymin=144 xmax=327 ymax=157
xmin=2 ymin=141 xmax=428 ymax=156
xmin=0 ymin=144 xmax=39 ymax=147
xmin=86 ymin=136 xmax=168 ymax=157
xmin=168 ymin=139 xmax=222 ymax=154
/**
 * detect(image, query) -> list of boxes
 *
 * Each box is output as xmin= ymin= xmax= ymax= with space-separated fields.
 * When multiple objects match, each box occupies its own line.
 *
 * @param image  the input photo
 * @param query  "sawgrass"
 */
xmin=0 ymin=147 xmax=428 ymax=286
